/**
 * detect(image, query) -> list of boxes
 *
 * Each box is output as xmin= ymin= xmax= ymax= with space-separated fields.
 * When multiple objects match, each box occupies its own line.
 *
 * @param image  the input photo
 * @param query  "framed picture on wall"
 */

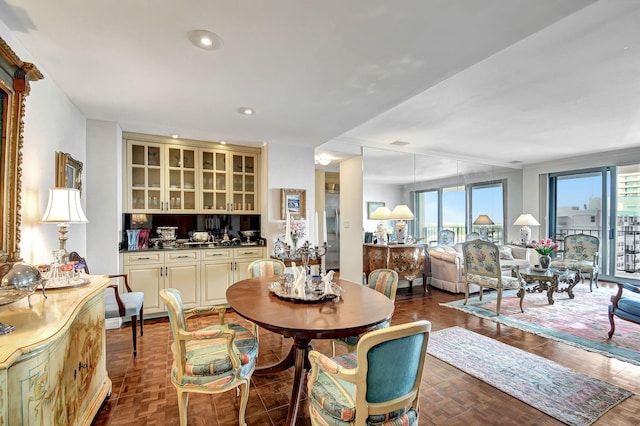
xmin=367 ymin=201 xmax=385 ymax=219
xmin=281 ymin=188 xmax=306 ymax=219
xmin=55 ymin=151 xmax=83 ymax=195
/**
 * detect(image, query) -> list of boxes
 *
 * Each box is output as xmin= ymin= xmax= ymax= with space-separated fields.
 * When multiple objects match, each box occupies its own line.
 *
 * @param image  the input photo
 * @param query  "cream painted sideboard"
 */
xmin=0 ymin=275 xmax=111 ymax=425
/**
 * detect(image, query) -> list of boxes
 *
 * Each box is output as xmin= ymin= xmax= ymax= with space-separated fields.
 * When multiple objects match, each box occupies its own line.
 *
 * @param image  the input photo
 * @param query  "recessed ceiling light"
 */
xmin=188 ymin=30 xmax=224 ymax=51
xmin=238 ymin=107 xmax=255 ymax=116
xmin=316 ymin=155 xmax=331 ymax=166
xmin=391 ymin=140 xmax=410 ymax=146
xmin=220 ymin=140 xmax=227 ymax=145
xmin=171 ymin=134 xmax=179 ymax=139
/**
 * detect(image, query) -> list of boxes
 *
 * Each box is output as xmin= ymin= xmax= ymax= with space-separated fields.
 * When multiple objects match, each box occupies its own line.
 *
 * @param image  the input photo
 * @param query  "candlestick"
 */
xmin=314 ymin=211 xmax=319 ymax=244
xmin=323 ymin=210 xmax=328 ymax=243
xmin=285 ymin=209 xmax=291 ymax=247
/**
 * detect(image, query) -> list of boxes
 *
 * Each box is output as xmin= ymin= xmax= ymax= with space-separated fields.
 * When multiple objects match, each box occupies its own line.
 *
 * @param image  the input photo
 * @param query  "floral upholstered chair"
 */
xmin=160 ymin=288 xmax=258 ymax=426
xmin=247 ymin=258 xmax=286 ymax=278
xmin=462 ymin=240 xmax=525 ymax=315
xmin=608 ymin=281 xmax=640 ymax=339
xmin=549 ymin=233 xmax=600 ymax=291
xmin=331 ymin=269 xmax=398 ymax=355
xmin=308 ymin=320 xmax=431 ymax=426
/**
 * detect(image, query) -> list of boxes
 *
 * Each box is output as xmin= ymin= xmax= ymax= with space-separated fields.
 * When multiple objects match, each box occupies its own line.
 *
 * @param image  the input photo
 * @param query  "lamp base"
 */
xmin=520 ymin=226 xmax=532 ymax=245
xmin=395 ymin=220 xmax=407 ymax=244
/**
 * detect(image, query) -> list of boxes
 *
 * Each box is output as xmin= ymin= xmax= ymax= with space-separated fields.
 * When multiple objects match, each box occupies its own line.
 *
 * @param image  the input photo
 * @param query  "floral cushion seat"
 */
xmin=550 ymin=233 xmax=600 ymax=291
xmin=173 ymin=323 xmax=258 ymax=387
xmin=307 ymin=353 xmax=419 ymax=426
xmin=465 ymin=273 xmax=522 ymax=289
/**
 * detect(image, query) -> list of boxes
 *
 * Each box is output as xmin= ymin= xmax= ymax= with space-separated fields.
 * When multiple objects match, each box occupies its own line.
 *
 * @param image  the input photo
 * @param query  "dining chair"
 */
xmin=160 ymin=288 xmax=258 ymax=426
xmin=68 ymin=251 xmax=144 ymax=356
xmin=247 ymin=258 xmax=286 ymax=278
xmin=549 ymin=233 xmax=600 ymax=291
xmin=461 ymin=240 xmax=525 ymax=315
xmin=608 ymin=281 xmax=640 ymax=338
xmin=331 ymin=268 xmax=398 ymax=355
xmin=308 ymin=320 xmax=431 ymax=426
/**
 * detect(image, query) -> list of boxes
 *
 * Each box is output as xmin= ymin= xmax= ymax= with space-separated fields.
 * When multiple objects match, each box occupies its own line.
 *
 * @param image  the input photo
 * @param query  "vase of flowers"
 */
xmin=532 ymin=238 xmax=558 ymax=269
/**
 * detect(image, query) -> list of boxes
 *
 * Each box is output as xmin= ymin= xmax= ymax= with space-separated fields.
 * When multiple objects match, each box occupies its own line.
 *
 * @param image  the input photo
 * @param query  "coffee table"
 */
xmin=514 ymin=267 xmax=579 ymax=305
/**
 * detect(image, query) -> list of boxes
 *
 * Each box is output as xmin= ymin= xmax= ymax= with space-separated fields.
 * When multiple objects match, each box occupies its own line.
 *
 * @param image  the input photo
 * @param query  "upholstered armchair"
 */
xmin=331 ymin=269 xmax=398 ymax=355
xmin=549 ymin=233 xmax=600 ymax=291
xmin=308 ymin=320 xmax=431 ymax=426
xmin=462 ymin=240 xmax=525 ymax=315
xmin=608 ymin=281 xmax=640 ymax=338
xmin=160 ymin=288 xmax=258 ymax=426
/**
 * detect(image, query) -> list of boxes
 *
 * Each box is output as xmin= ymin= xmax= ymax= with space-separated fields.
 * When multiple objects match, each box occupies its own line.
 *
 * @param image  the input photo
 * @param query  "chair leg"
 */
xmin=608 ymin=312 xmax=616 ymax=339
xmin=238 ymin=380 xmax=250 ymax=426
xmin=331 ymin=340 xmax=337 ymax=357
xmin=495 ymin=290 xmax=502 ymax=315
xmin=464 ymin=283 xmax=470 ymax=306
xmin=140 ymin=305 xmax=144 ymax=336
xmin=177 ymin=388 xmax=189 ymax=426
xmin=131 ymin=315 xmax=138 ymax=356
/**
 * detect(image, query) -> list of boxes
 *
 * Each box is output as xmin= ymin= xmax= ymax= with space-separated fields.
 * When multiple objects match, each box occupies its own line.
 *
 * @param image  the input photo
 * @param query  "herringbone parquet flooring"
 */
xmin=92 ymin=281 xmax=640 ymax=425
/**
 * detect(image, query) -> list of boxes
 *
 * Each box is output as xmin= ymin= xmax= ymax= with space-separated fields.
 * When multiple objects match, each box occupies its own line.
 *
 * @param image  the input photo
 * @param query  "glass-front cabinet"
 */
xmin=125 ymin=134 xmax=260 ymax=214
xmin=199 ymin=149 xmax=258 ymax=214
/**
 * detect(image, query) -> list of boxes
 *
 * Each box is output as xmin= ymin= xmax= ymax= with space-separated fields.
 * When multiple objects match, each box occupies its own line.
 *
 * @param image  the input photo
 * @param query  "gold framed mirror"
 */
xmin=0 ymin=38 xmax=43 ymax=263
xmin=55 ymin=151 xmax=83 ymax=195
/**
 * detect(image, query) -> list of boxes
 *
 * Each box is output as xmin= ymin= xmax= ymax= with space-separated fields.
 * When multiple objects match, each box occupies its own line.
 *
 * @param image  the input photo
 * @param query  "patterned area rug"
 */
xmin=428 ymin=327 xmax=633 ymax=426
xmin=442 ymin=283 xmax=640 ymax=366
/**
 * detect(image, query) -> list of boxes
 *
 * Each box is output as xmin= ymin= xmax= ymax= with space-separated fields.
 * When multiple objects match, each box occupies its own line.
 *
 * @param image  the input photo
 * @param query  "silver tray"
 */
xmin=43 ymin=277 xmax=91 ymax=290
xmin=268 ymin=281 xmax=342 ymax=304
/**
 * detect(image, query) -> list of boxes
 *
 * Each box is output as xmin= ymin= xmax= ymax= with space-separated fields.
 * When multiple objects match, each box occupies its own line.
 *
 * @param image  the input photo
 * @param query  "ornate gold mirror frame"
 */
xmin=0 ymin=38 xmax=43 ymax=263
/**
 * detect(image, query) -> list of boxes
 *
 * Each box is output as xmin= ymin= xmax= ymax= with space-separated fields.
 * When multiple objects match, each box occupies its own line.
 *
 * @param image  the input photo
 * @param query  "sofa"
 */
xmin=428 ymin=243 xmax=530 ymax=293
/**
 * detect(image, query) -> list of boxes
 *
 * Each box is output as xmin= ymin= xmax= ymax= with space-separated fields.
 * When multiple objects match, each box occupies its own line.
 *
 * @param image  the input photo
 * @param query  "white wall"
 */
xmin=86 ymin=120 xmax=122 ymax=274
xmin=1 ymin=21 xmax=88 ymax=265
xmin=266 ymin=143 xmax=318 ymax=252
xmin=362 ymin=182 xmax=402 ymax=234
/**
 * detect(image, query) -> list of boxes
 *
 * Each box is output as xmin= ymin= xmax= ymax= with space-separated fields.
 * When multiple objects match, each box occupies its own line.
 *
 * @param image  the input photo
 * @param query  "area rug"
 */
xmin=442 ymin=283 xmax=640 ymax=366
xmin=427 ymin=327 xmax=633 ymax=426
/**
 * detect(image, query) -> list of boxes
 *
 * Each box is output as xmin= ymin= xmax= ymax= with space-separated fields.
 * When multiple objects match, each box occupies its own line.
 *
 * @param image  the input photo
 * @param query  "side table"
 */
xmin=515 ymin=267 xmax=579 ymax=305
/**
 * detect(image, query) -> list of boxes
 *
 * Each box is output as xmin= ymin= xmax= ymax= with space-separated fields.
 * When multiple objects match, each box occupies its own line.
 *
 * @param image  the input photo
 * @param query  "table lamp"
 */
xmin=473 ymin=214 xmax=494 ymax=240
xmin=370 ymin=206 xmax=391 ymax=244
xmin=41 ymin=188 xmax=88 ymax=265
xmin=513 ymin=213 xmax=540 ymax=245
xmin=389 ymin=204 xmax=414 ymax=244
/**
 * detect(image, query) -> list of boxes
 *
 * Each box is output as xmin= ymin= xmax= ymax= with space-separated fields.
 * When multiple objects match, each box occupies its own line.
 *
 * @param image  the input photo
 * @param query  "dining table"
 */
xmin=226 ymin=276 xmax=395 ymax=426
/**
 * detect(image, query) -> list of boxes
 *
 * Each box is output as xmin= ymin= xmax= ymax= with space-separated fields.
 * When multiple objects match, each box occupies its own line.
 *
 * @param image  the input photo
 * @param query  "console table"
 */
xmin=363 ymin=244 xmax=428 ymax=293
xmin=0 ymin=275 xmax=112 ymax=425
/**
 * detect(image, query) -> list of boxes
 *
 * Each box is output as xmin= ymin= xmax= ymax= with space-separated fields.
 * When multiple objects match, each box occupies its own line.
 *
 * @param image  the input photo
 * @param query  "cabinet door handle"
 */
xmin=165 ymin=267 xmax=168 ymax=275
xmin=242 ymin=251 xmax=254 ymax=255
xmin=160 ymin=266 xmax=163 ymax=276
xmin=176 ymin=255 xmax=189 ymax=259
xmin=136 ymin=256 xmax=151 ymax=260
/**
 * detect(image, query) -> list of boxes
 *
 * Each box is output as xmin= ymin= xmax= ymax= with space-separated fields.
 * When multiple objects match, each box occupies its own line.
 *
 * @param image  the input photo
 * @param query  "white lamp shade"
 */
xmin=513 ymin=213 xmax=540 ymax=226
xmin=41 ymin=188 xmax=88 ymax=223
xmin=370 ymin=206 xmax=391 ymax=220
xmin=473 ymin=214 xmax=494 ymax=225
xmin=388 ymin=205 xmax=414 ymax=220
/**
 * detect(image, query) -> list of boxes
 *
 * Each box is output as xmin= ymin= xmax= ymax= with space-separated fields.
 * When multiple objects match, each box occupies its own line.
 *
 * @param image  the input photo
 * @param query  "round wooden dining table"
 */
xmin=226 ymin=276 xmax=395 ymax=426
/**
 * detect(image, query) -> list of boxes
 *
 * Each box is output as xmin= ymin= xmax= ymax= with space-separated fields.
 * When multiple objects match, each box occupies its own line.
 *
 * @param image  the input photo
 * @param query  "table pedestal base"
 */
xmin=254 ymin=337 xmax=311 ymax=426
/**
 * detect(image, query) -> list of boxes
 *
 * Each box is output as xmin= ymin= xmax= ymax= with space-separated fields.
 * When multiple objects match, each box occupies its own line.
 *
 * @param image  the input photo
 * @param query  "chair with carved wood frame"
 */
xmin=69 ymin=251 xmax=144 ymax=356
xmin=461 ymin=240 xmax=525 ymax=315
xmin=160 ymin=288 xmax=258 ymax=426
xmin=308 ymin=320 xmax=431 ymax=426
xmin=549 ymin=233 xmax=600 ymax=291
xmin=331 ymin=268 xmax=398 ymax=356
xmin=608 ymin=281 xmax=640 ymax=339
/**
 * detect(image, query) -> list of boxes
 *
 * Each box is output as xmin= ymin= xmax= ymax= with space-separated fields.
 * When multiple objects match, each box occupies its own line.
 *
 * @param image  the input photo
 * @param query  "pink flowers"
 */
xmin=532 ymin=238 xmax=558 ymax=256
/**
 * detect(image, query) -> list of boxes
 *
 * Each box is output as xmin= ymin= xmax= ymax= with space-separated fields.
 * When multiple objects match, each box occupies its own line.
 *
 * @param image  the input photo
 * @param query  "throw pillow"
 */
xmin=499 ymin=246 xmax=514 ymax=260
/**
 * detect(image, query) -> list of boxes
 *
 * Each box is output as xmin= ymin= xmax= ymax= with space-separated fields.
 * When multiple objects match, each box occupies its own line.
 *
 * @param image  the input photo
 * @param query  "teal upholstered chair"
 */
xmin=247 ymin=258 xmax=286 ymax=278
xmin=462 ymin=240 xmax=525 ymax=315
xmin=549 ymin=233 xmax=600 ymax=291
xmin=608 ymin=281 xmax=640 ymax=338
xmin=308 ymin=320 xmax=431 ymax=426
xmin=331 ymin=269 xmax=398 ymax=355
xmin=69 ymin=251 xmax=144 ymax=356
xmin=160 ymin=288 xmax=257 ymax=426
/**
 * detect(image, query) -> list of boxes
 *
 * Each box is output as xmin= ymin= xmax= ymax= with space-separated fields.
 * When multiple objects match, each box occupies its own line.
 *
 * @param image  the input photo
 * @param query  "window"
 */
xmin=470 ymin=181 xmax=505 ymax=244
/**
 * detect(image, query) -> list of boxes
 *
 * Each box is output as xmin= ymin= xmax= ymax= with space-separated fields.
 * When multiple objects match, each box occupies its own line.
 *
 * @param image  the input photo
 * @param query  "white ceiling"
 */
xmin=4 ymin=0 xmax=640 ymax=183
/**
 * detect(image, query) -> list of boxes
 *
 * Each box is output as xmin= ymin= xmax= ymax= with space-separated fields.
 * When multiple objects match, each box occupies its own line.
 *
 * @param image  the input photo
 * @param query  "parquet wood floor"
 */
xmin=92 ymin=281 xmax=640 ymax=425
